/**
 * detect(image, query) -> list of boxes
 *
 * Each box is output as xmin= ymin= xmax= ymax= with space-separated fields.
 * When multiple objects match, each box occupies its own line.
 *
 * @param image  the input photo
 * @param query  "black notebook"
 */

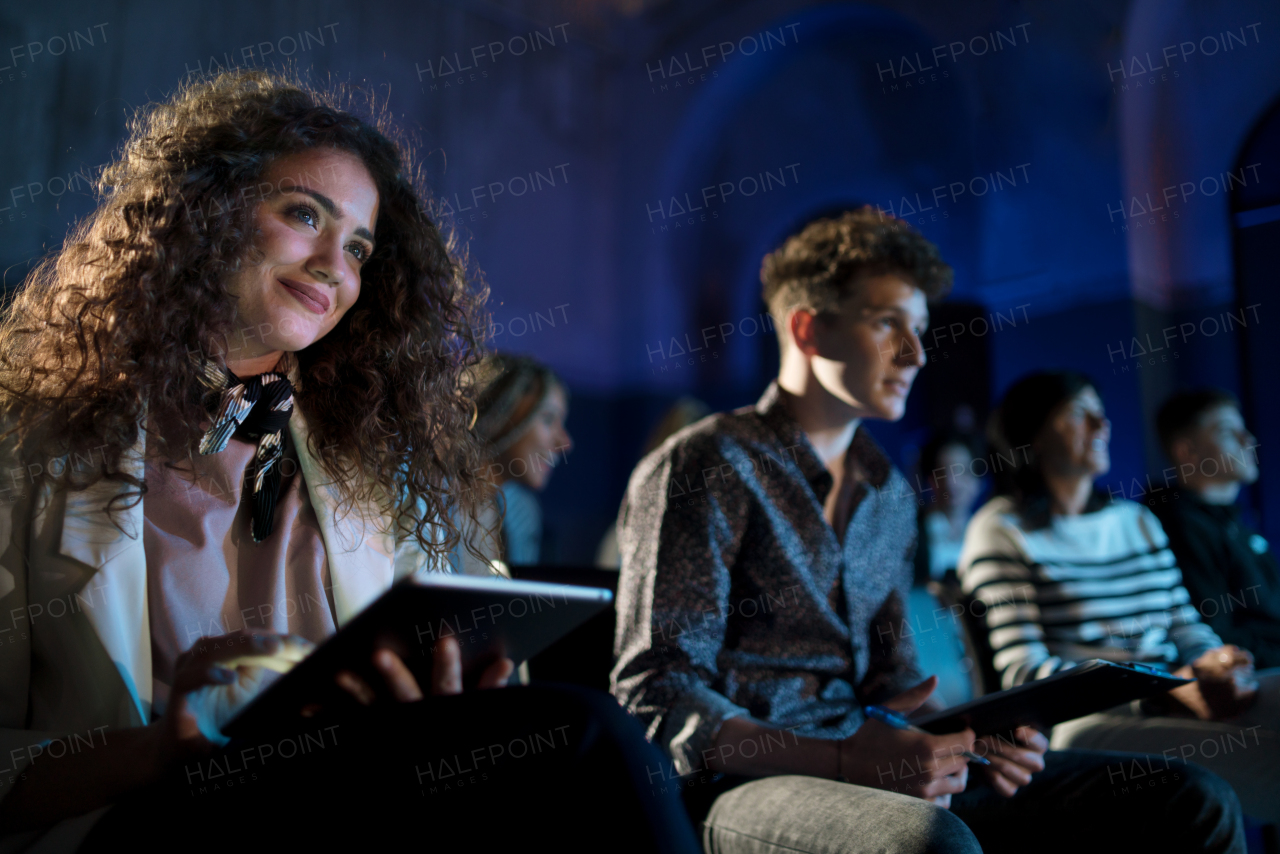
xmin=222 ymin=572 xmax=613 ymax=739
xmin=912 ymin=659 xmax=1192 ymax=735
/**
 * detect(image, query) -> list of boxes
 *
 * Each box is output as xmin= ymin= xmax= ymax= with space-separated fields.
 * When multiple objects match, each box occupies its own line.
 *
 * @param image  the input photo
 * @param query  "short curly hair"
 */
xmin=760 ymin=206 xmax=953 ymax=326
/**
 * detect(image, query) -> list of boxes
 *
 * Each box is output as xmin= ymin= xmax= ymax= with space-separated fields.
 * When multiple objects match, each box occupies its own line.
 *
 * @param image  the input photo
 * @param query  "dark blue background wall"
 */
xmin=2 ymin=0 xmax=1278 ymax=561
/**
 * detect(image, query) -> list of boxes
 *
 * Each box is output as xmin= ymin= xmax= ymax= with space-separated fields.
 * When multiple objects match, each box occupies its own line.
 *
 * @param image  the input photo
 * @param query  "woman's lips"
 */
xmin=278 ymin=278 xmax=330 ymax=315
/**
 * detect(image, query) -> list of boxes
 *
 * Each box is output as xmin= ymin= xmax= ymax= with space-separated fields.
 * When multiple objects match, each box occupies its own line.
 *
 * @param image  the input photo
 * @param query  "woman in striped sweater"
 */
xmin=958 ymin=371 xmax=1279 ymax=823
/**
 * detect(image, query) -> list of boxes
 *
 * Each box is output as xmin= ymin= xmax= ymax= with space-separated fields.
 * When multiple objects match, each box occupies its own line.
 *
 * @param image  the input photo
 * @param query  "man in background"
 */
xmin=1153 ymin=388 xmax=1280 ymax=668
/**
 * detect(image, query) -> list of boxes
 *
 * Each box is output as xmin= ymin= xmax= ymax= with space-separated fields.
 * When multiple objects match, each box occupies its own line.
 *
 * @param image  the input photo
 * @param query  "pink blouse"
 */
xmin=143 ymin=435 xmax=334 ymax=714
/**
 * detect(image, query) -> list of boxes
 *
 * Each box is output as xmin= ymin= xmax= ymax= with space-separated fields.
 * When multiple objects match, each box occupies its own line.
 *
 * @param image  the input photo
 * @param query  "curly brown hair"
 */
xmin=0 ymin=69 xmax=490 ymax=559
xmin=760 ymin=206 xmax=953 ymax=326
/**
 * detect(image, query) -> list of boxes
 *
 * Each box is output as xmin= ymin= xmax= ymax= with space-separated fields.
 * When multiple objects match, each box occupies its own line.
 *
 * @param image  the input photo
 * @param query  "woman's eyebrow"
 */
xmin=281 ymin=186 xmax=375 ymax=244
xmin=283 ymin=186 xmax=339 ymax=217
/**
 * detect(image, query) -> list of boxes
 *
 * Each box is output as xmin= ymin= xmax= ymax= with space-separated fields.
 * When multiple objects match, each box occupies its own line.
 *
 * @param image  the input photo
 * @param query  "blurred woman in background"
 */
xmin=463 ymin=352 xmax=573 ymax=573
xmin=913 ymin=430 xmax=985 ymax=584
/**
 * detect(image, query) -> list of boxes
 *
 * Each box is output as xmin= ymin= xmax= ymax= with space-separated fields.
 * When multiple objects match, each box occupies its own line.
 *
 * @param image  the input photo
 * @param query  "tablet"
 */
xmin=222 ymin=572 xmax=613 ymax=738
xmin=912 ymin=659 xmax=1192 ymax=736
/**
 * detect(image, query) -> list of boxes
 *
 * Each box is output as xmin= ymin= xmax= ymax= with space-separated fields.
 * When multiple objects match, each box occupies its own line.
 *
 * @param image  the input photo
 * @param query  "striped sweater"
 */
xmin=958 ymin=496 xmax=1222 ymax=689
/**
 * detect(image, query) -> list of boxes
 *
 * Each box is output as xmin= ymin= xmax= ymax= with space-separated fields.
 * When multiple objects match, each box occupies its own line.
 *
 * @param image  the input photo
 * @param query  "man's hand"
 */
xmin=840 ymin=677 xmax=975 ymax=808
xmin=1169 ymin=645 xmax=1258 ymax=720
xmin=975 ymin=726 xmax=1047 ymax=797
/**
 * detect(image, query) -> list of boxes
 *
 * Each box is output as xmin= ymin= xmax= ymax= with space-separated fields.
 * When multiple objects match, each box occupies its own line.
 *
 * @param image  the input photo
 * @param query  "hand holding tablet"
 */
xmin=221 ymin=573 xmax=612 ymax=738
xmin=910 ymin=659 xmax=1194 ymax=736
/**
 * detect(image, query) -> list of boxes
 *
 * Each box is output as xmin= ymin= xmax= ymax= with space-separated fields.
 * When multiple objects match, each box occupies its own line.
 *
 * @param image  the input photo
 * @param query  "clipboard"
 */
xmin=222 ymin=572 xmax=613 ymax=739
xmin=911 ymin=659 xmax=1192 ymax=735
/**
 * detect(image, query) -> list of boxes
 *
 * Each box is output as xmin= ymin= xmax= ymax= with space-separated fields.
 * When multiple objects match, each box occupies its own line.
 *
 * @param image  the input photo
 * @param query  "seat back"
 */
xmin=926 ymin=573 xmax=1002 ymax=698
xmin=905 ymin=585 xmax=974 ymax=707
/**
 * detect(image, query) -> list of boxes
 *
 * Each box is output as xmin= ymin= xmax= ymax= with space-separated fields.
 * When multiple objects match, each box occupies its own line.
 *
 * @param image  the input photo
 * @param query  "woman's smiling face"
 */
xmin=224 ymin=148 xmax=379 ymax=371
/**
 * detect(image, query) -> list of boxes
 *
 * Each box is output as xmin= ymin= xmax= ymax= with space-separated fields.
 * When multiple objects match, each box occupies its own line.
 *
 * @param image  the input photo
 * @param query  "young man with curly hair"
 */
xmin=611 ymin=207 xmax=1245 ymax=853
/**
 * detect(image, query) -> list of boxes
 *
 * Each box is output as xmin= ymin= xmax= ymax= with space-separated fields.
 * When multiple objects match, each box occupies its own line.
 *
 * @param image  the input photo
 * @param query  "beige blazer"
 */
xmin=0 ymin=403 xmax=438 ymax=846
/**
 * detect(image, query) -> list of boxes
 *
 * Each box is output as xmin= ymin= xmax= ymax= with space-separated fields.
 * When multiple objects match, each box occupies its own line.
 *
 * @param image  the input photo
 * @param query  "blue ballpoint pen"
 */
xmin=863 ymin=704 xmax=992 ymax=766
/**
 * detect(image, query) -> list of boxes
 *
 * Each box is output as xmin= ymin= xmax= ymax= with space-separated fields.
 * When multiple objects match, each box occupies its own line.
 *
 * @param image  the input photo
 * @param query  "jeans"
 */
xmin=702 ymin=749 xmax=1244 ymax=854
xmin=80 ymin=684 xmax=702 ymax=853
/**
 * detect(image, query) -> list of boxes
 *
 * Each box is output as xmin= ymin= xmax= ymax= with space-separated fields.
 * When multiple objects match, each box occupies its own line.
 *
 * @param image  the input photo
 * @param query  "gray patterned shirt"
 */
xmin=611 ymin=382 xmax=922 ymax=774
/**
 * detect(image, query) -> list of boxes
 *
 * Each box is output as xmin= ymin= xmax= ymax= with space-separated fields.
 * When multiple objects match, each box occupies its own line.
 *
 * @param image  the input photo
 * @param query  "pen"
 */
xmin=863 ymin=704 xmax=992 ymax=766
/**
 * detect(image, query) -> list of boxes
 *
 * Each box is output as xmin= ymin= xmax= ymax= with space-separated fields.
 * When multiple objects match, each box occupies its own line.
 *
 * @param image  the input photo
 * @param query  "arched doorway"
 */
xmin=639 ymin=2 xmax=979 ymax=415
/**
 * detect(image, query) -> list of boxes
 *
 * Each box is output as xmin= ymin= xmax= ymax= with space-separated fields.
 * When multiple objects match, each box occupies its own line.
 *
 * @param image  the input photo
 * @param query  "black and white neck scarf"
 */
xmin=195 ymin=360 xmax=296 ymax=543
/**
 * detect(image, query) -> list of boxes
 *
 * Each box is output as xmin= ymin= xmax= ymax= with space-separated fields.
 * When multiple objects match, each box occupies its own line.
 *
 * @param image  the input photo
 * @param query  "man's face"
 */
xmin=1183 ymin=404 xmax=1259 ymax=484
xmin=806 ymin=274 xmax=929 ymax=421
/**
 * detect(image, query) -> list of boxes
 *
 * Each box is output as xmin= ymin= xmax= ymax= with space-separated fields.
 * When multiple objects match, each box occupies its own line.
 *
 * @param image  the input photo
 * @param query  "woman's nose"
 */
xmin=307 ymin=236 xmax=347 ymax=286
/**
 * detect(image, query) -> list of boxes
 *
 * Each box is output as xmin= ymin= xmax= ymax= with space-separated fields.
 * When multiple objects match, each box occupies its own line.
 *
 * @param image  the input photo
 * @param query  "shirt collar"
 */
xmin=755 ymin=381 xmax=893 ymax=497
xmin=1176 ymin=486 xmax=1241 ymax=518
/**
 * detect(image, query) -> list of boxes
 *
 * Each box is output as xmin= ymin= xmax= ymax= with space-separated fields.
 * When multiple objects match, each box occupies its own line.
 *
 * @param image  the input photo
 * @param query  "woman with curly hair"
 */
xmin=0 ymin=70 xmax=697 ymax=853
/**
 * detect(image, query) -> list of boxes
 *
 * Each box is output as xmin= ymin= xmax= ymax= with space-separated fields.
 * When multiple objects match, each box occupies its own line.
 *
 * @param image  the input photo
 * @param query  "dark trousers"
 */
xmin=952 ymin=749 xmax=1244 ymax=853
xmin=82 ymin=684 xmax=703 ymax=853
xmin=688 ymin=749 xmax=1244 ymax=854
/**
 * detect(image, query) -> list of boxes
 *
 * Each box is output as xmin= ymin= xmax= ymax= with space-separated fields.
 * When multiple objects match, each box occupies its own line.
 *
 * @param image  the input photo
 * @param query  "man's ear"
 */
xmin=788 ymin=307 xmax=821 ymax=357
xmin=1168 ymin=435 xmax=1196 ymax=468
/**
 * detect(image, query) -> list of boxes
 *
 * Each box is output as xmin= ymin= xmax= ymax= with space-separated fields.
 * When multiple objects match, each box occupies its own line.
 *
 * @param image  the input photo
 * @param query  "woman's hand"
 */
xmin=158 ymin=631 xmax=309 ymax=761
xmin=1169 ymin=645 xmax=1258 ymax=720
xmin=0 ymin=631 xmax=311 ymax=831
xmin=974 ymin=726 xmax=1047 ymax=797
xmin=157 ymin=631 xmax=516 ymax=765
xmin=333 ymin=636 xmax=515 ymax=705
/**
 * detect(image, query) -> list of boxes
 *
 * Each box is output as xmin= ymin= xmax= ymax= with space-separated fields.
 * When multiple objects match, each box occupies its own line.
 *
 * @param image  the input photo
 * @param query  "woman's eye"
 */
xmin=347 ymin=244 xmax=369 ymax=262
xmin=289 ymin=204 xmax=319 ymax=227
